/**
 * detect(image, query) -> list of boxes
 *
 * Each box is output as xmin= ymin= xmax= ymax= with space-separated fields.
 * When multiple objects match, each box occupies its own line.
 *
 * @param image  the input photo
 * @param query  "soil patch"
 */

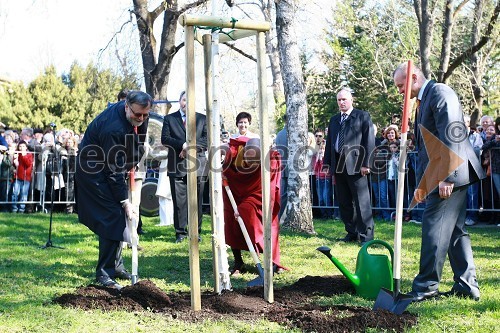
xmin=53 ymin=275 xmax=417 ymax=332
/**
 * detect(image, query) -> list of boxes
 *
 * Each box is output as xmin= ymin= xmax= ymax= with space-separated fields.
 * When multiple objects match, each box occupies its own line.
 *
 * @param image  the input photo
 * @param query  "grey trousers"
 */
xmin=412 ymin=186 xmax=479 ymax=296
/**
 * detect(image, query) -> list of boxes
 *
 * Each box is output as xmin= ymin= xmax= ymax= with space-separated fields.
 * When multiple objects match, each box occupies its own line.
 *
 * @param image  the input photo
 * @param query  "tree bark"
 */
xmin=275 ymin=0 xmax=314 ymax=234
xmin=262 ymin=0 xmax=285 ymax=106
xmin=469 ymin=0 xmax=485 ymax=126
xmin=414 ymin=0 xmax=436 ymax=79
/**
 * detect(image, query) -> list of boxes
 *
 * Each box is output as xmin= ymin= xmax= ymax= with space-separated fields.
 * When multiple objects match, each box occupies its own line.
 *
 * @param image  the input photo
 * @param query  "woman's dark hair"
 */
xmin=235 ymin=112 xmax=252 ymax=126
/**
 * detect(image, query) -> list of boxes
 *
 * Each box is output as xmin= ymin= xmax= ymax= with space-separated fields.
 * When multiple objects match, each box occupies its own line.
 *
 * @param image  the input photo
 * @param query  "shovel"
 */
xmin=373 ymin=60 xmax=414 ymax=314
xmin=128 ymin=156 xmax=140 ymax=285
xmin=223 ymin=182 xmax=264 ymax=287
xmin=127 ymin=216 xmax=139 ymax=284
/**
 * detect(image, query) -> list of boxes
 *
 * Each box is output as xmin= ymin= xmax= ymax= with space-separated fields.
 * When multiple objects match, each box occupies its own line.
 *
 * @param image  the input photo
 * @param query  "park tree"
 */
xmin=28 ymin=66 xmax=70 ymax=129
xmin=0 ymin=82 xmax=33 ymax=130
xmin=413 ymin=0 xmax=499 ymax=122
xmin=276 ymin=0 xmax=314 ymax=234
xmin=131 ymin=0 xmax=209 ymax=107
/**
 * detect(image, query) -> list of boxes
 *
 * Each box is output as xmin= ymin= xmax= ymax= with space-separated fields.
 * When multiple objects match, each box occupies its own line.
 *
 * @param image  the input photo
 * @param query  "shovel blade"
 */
xmin=131 ymin=275 xmax=138 ymax=285
xmin=247 ymin=263 xmax=265 ymax=287
xmin=373 ymin=288 xmax=413 ymax=315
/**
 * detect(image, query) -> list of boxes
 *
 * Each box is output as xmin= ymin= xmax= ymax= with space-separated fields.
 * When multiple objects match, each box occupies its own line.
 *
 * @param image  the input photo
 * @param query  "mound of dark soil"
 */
xmin=53 ymin=275 xmax=417 ymax=333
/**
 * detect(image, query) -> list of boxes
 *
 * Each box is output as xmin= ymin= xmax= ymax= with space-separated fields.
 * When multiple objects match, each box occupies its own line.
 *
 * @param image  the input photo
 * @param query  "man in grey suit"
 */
xmin=393 ymin=62 xmax=484 ymax=302
xmin=323 ymin=89 xmax=375 ymax=245
xmin=161 ymin=91 xmax=208 ymax=243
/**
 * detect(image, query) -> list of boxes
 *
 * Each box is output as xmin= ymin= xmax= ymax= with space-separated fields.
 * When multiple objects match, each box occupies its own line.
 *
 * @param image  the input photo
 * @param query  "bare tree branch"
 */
xmin=444 ymin=1 xmax=499 ymax=81
xmin=222 ymin=42 xmax=257 ymax=62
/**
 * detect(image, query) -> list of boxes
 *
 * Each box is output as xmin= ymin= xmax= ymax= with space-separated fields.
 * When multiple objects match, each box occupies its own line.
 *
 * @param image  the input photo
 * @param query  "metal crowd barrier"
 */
xmin=1 ymin=148 xmax=499 ymax=220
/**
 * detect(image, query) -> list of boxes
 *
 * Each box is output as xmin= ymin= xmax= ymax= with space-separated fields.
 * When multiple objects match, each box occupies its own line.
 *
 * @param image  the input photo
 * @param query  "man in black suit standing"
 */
xmin=161 ymin=91 xmax=208 ymax=243
xmin=393 ymin=62 xmax=484 ymax=302
xmin=323 ymin=88 xmax=375 ymax=245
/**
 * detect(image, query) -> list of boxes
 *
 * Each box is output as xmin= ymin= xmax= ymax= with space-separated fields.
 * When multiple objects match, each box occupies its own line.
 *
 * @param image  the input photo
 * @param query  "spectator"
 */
xmin=11 ymin=141 xmax=34 ymax=213
xmin=464 ymin=115 xmax=483 ymax=226
xmin=61 ymin=136 xmax=78 ymax=214
xmin=387 ymin=141 xmax=400 ymax=214
xmin=479 ymin=115 xmax=493 ymax=141
xmin=481 ymin=124 xmax=500 ymax=223
xmin=371 ymin=142 xmax=391 ymax=221
xmin=0 ymin=144 xmax=15 ymax=212
xmin=314 ymin=140 xmax=333 ymax=219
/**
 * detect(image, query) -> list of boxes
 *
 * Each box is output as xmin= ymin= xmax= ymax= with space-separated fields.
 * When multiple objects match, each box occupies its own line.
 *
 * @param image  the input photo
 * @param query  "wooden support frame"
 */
xmin=182 ymin=15 xmax=273 ymax=310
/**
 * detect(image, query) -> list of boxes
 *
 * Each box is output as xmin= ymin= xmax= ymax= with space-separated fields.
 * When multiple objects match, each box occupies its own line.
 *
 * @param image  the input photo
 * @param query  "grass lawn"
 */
xmin=0 ymin=212 xmax=498 ymax=332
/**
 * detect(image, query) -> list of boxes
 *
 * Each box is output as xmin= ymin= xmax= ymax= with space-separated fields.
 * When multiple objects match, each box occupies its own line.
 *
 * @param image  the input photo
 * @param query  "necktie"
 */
xmin=338 ymin=113 xmax=347 ymax=151
xmin=414 ymin=100 xmax=420 ymax=148
xmin=130 ymin=126 xmax=138 ymax=191
xmin=182 ymin=115 xmax=186 ymax=127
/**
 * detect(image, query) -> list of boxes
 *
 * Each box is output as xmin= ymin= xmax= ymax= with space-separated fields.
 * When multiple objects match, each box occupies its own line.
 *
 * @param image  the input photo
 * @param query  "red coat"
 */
xmin=222 ymin=137 xmax=284 ymax=268
xmin=15 ymin=153 xmax=33 ymax=182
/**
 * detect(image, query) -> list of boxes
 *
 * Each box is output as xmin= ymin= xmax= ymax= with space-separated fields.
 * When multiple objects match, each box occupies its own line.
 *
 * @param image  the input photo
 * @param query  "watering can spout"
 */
xmin=316 ymin=246 xmax=360 ymax=287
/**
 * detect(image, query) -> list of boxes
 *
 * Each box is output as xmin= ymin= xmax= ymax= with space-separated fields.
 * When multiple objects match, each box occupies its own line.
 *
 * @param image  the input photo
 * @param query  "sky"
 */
xmin=0 ymin=0 xmax=132 ymax=83
xmin=0 ymin=0 xmax=333 ymax=86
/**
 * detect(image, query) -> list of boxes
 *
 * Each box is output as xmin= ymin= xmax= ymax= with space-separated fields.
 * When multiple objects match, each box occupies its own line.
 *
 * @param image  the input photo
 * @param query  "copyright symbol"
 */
xmin=446 ymin=121 xmax=467 ymax=144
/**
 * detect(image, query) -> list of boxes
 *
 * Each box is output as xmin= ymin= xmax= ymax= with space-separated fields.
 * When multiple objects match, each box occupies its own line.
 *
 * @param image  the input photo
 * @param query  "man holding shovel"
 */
xmin=393 ymin=62 xmax=484 ymax=302
xmin=76 ymin=90 xmax=153 ymax=289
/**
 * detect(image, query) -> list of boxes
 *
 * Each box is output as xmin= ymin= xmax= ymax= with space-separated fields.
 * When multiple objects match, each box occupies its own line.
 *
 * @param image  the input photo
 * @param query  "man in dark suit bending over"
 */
xmin=323 ymin=89 xmax=375 ymax=245
xmin=393 ymin=62 xmax=484 ymax=302
xmin=161 ymin=91 xmax=208 ymax=243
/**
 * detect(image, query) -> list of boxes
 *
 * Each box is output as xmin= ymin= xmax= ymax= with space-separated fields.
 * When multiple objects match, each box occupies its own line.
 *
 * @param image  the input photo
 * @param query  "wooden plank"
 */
xmin=180 ymin=14 xmax=271 ymax=32
xmin=185 ymin=25 xmax=201 ymax=312
xmin=195 ymin=29 xmax=257 ymax=44
xmin=256 ymin=31 xmax=273 ymax=303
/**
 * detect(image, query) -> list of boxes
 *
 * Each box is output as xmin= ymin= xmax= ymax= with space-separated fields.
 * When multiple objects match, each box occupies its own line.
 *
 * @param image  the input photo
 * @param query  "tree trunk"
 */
xmin=275 ymin=0 xmax=314 ymax=234
xmin=132 ymin=0 xmax=209 ymax=113
xmin=263 ymin=1 xmax=285 ymax=106
xmin=438 ymin=0 xmax=454 ymax=83
xmin=470 ymin=0 xmax=485 ymax=125
xmin=414 ymin=0 xmax=436 ymax=79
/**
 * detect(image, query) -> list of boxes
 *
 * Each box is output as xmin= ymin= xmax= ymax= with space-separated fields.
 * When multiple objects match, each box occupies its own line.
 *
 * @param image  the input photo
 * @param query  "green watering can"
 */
xmin=317 ymin=239 xmax=394 ymax=299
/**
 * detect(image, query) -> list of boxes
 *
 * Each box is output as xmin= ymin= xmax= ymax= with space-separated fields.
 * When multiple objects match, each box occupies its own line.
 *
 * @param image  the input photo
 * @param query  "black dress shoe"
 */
xmin=96 ymin=276 xmax=123 ymax=290
xmin=408 ymin=289 xmax=439 ymax=302
xmin=115 ymin=270 xmax=132 ymax=280
xmin=175 ymin=235 xmax=186 ymax=243
xmin=337 ymin=234 xmax=358 ymax=242
xmin=441 ymin=289 xmax=480 ymax=301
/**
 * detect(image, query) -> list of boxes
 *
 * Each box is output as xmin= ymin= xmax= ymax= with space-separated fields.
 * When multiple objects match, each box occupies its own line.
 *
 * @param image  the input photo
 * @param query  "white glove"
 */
xmin=122 ymin=200 xmax=139 ymax=222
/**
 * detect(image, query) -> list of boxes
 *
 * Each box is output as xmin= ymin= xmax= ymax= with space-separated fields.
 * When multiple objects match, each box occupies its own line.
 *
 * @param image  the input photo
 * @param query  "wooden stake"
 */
xmin=256 ymin=31 xmax=273 ymax=303
xmin=185 ymin=25 xmax=201 ymax=312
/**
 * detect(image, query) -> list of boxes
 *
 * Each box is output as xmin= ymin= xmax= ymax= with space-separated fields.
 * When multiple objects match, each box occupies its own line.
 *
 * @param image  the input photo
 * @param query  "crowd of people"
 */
xmin=0 ymin=124 xmax=79 ymax=214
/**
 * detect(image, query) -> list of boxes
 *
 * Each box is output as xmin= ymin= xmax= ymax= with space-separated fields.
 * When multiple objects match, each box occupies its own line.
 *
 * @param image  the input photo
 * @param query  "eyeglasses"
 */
xmin=127 ymin=103 xmax=150 ymax=119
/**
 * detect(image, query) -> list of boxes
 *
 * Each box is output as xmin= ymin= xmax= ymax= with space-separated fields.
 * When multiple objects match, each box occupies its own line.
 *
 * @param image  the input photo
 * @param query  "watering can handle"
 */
xmin=362 ymin=239 xmax=394 ymax=266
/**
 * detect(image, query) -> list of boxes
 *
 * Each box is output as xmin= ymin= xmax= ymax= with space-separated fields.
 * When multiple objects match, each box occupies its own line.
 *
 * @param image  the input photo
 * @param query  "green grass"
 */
xmin=0 ymin=212 xmax=498 ymax=332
